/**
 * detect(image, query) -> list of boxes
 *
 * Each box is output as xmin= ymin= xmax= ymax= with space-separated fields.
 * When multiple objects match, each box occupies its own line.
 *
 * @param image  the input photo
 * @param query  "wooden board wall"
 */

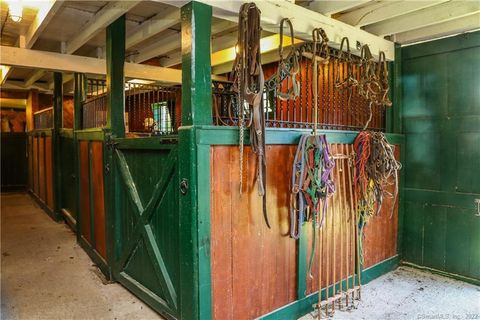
xmin=210 ymin=144 xmax=399 ymax=319
xmin=91 ymin=141 xmax=106 ymax=259
xmin=79 ymin=141 xmax=91 ymax=242
xmin=45 ymin=136 xmax=54 ymax=209
xmin=29 ymin=135 xmax=54 ymax=210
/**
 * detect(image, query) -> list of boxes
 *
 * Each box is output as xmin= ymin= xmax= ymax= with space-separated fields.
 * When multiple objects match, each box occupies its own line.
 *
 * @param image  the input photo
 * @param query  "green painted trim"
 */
xmin=88 ymin=141 xmax=96 ymax=250
xmin=181 ymin=2 xmax=212 ymax=127
xmin=297 ymin=228 xmax=308 ymax=299
xmin=402 ymin=31 xmax=480 ymax=60
xmin=401 ymin=262 xmax=480 ymax=286
xmin=106 ymin=15 xmax=126 ymax=138
xmin=53 ymin=73 xmax=63 ymax=217
xmin=197 ymin=144 xmax=212 ymax=320
xmin=259 ymin=255 xmax=400 ymax=320
xmin=73 ymin=73 xmax=85 ymax=131
xmin=75 ymin=129 xmax=105 ymax=141
xmin=78 ymin=235 xmax=111 ymax=279
xmin=113 ymin=136 xmax=178 ymax=149
xmin=196 ymin=126 xmax=405 ymax=145
xmin=59 ymin=128 xmax=74 ymax=138
xmin=116 ymin=272 xmax=177 ymax=320
xmin=29 ymin=129 xmax=53 ymax=136
xmin=28 ymin=190 xmax=61 ymax=221
xmin=103 ymin=135 xmax=115 ymax=280
xmin=392 ymin=44 xmax=402 ymax=133
xmin=397 ymin=142 xmax=406 ymax=259
xmin=179 ymin=2 xmax=213 ymax=320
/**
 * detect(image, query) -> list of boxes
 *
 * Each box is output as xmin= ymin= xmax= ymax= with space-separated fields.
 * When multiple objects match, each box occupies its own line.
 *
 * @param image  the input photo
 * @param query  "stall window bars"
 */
xmin=82 ymin=79 xmax=107 ymax=129
xmin=33 ymin=107 xmax=53 ymax=129
xmin=212 ymin=43 xmax=386 ymax=132
xmin=125 ymin=82 xmax=179 ymax=136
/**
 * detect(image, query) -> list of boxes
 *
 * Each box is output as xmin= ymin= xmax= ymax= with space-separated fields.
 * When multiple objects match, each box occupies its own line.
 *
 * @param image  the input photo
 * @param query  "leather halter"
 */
xmin=231 ymin=3 xmax=270 ymax=228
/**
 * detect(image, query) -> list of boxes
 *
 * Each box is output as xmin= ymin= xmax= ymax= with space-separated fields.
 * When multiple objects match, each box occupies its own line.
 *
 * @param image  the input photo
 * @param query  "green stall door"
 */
xmin=402 ymin=32 xmax=480 ymax=281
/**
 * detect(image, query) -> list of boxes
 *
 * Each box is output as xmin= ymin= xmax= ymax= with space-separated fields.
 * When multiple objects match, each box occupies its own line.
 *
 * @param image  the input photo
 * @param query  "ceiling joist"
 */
xmin=163 ymin=0 xmax=395 ymax=60
xmin=394 ymin=14 xmax=480 ymax=44
xmin=126 ymin=7 xmax=180 ymax=49
xmin=364 ymin=1 xmax=480 ymax=37
xmin=25 ymin=0 xmax=64 ymax=49
xmin=134 ymin=19 xmax=237 ymax=63
xmin=66 ymin=1 xmax=141 ymax=54
xmin=0 ymin=46 xmax=182 ymax=84
xmin=335 ymin=0 xmax=448 ymax=27
xmin=308 ymin=0 xmax=371 ymax=16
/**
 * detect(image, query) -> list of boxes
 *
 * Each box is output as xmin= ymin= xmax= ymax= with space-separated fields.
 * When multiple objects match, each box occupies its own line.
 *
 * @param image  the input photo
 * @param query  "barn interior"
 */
xmin=0 ymin=1 xmax=479 ymax=319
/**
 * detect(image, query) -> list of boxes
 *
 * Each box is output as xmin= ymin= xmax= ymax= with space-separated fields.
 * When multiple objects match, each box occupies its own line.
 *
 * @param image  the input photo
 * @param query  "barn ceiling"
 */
xmin=0 ymin=0 xmax=478 ymax=92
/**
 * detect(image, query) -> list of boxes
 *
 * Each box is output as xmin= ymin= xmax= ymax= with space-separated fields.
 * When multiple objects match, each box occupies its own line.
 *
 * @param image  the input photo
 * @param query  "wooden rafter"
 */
xmin=0 ymin=46 xmax=182 ymax=84
xmin=364 ymin=1 xmax=480 ymax=37
xmin=161 ymin=0 xmax=395 ymax=60
xmin=334 ymin=0 xmax=448 ymax=27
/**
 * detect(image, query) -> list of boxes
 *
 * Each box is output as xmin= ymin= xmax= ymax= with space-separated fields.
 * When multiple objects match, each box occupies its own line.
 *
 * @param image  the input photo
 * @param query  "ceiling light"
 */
xmin=7 ymin=1 xmax=23 ymax=23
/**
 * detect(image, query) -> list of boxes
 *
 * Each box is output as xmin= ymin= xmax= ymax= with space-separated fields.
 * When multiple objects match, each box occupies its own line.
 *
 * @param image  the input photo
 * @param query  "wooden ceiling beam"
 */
xmin=161 ymin=0 xmax=395 ymax=60
xmin=364 ymin=1 xmax=480 ymax=37
xmin=0 ymin=46 xmax=182 ymax=84
xmin=66 ymin=1 xmax=141 ymax=54
xmin=335 ymin=0 xmax=448 ymax=27
xmin=394 ymin=14 xmax=480 ymax=44
xmin=134 ymin=19 xmax=237 ymax=63
xmin=126 ymin=7 xmax=180 ymax=49
xmin=25 ymin=0 xmax=64 ymax=49
xmin=307 ymin=0 xmax=371 ymax=16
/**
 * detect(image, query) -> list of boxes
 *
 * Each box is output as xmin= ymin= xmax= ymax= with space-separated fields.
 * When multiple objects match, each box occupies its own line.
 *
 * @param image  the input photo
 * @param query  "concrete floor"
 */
xmin=2 ymin=193 xmax=479 ymax=320
xmin=300 ymin=267 xmax=480 ymax=320
xmin=1 ymin=193 xmax=163 ymax=320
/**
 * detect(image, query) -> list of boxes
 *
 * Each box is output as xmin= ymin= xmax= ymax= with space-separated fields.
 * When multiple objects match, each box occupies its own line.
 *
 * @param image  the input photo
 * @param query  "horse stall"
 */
xmin=8 ymin=1 xmax=478 ymax=320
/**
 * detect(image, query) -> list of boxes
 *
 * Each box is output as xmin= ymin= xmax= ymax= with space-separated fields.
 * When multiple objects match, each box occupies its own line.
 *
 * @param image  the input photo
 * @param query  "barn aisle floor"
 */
xmin=1 ymin=193 xmax=479 ymax=320
xmin=1 ymin=192 xmax=163 ymax=320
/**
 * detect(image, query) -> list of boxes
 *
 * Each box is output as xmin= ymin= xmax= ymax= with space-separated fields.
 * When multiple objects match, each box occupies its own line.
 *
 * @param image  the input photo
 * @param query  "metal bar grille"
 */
xmin=212 ymin=43 xmax=386 ymax=131
xmin=125 ymin=82 xmax=180 ymax=136
xmin=33 ymin=107 xmax=53 ymax=129
xmin=82 ymin=79 xmax=107 ymax=129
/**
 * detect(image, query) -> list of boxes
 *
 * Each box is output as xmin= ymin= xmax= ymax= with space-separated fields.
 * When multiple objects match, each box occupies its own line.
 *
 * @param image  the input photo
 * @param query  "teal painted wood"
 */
xmin=178 ymin=2 xmax=213 ymax=320
xmin=59 ymin=136 xmax=77 ymax=223
xmin=75 ymin=129 xmax=105 ymax=141
xmin=196 ymin=126 xmax=405 ymax=146
xmin=297 ymin=228 xmax=308 ymax=299
xmin=401 ymin=32 xmax=480 ymax=280
xmin=260 ymin=255 xmax=400 ymax=320
xmin=106 ymin=15 xmax=126 ymax=138
xmin=112 ymin=142 xmax=180 ymax=319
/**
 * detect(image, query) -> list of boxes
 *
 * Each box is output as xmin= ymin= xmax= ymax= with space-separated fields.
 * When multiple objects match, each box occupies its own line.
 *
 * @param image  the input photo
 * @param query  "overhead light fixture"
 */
xmin=7 ymin=0 xmax=23 ymax=23
xmin=127 ymin=79 xmax=155 ymax=85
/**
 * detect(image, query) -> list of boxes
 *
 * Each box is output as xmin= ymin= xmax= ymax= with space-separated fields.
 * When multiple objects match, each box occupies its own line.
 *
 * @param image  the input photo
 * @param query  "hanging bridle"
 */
xmin=231 ymin=3 xmax=270 ymax=228
xmin=276 ymin=18 xmax=300 ymax=101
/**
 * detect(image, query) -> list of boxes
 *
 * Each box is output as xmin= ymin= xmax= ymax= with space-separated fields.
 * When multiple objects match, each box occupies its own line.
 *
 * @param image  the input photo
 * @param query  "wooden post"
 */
xmin=53 ymin=72 xmax=63 ymax=218
xmin=178 ymin=2 xmax=212 ymax=319
xmin=106 ymin=15 xmax=126 ymax=138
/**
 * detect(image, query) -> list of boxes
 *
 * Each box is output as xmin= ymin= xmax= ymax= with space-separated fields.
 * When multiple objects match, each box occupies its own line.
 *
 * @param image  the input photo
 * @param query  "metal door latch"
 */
xmin=180 ymin=178 xmax=189 ymax=195
xmin=475 ymin=199 xmax=480 ymax=217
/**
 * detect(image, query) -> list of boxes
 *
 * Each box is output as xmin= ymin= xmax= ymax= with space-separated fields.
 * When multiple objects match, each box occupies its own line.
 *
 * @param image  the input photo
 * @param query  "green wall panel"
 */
xmin=446 ymin=48 xmax=480 ymax=116
xmin=423 ymin=206 xmax=447 ymax=271
xmin=456 ymin=132 xmax=480 ymax=194
xmin=60 ymin=136 xmax=77 ymax=219
xmin=403 ymin=202 xmax=425 ymax=265
xmin=402 ymin=32 xmax=480 ymax=281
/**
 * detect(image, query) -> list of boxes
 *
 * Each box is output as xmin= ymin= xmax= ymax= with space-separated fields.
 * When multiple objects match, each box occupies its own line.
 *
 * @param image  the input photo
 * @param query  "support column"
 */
xmin=53 ymin=72 xmax=63 ymax=218
xmin=106 ymin=15 xmax=126 ymax=138
xmin=73 ymin=73 xmax=86 ymax=131
xmin=178 ymin=2 xmax=212 ymax=319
